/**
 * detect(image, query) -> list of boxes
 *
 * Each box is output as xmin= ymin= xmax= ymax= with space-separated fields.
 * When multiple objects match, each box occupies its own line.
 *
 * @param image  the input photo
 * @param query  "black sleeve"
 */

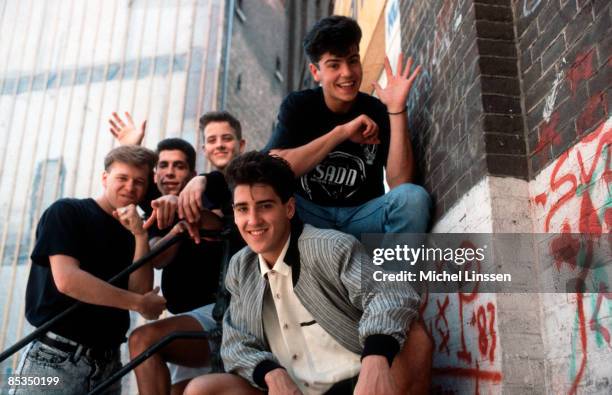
xmin=147 ymin=223 xmax=169 ymax=240
xmin=30 ymin=200 xmax=83 ymax=266
xmin=200 ymin=171 xmax=246 ymax=254
xmin=200 ymin=171 xmax=231 ymax=210
xmin=263 ymin=94 xmax=300 ymax=152
xmin=372 ymin=100 xmax=391 ymax=166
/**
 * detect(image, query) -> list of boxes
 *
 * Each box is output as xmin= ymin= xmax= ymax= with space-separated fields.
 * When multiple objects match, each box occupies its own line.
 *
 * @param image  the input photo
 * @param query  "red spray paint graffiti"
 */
xmin=421 ymin=241 xmax=502 ymax=394
xmin=566 ymin=50 xmax=595 ymax=97
xmin=533 ymin=117 xmax=611 ymax=394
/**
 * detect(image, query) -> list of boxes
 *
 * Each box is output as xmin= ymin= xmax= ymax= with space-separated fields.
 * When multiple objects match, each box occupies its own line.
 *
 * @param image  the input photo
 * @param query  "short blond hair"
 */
xmin=104 ymin=145 xmax=158 ymax=173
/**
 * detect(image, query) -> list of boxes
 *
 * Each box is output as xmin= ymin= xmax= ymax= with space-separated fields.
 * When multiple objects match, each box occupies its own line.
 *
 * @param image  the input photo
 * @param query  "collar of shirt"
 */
xmin=258 ymin=236 xmax=291 ymax=278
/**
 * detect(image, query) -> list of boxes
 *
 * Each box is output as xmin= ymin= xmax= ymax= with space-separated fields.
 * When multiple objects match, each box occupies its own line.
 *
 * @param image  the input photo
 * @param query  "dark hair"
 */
xmin=199 ymin=111 xmax=242 ymax=140
xmin=303 ymin=15 xmax=362 ymax=64
xmin=225 ymin=151 xmax=295 ymax=203
xmin=104 ymin=145 xmax=158 ymax=173
xmin=156 ymin=138 xmax=196 ymax=172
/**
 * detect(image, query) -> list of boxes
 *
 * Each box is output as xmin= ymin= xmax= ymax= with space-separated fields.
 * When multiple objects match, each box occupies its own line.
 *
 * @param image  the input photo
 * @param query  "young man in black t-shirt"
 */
xmin=113 ymin=112 xmax=245 ymax=395
xmin=264 ymin=16 xmax=431 ymax=238
xmin=13 ymin=146 xmax=166 ymax=395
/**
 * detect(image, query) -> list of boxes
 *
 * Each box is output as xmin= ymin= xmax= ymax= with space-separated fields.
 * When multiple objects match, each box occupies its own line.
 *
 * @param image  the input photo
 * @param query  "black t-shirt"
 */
xmin=26 ymin=198 xmax=134 ymax=349
xmin=140 ymin=174 xmax=161 ymax=216
xmin=264 ymin=87 xmax=391 ymax=207
xmin=149 ymin=171 xmax=243 ymax=314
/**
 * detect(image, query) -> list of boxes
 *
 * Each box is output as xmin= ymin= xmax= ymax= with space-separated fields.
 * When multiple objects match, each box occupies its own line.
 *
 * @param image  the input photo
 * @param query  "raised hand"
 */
xmin=109 ymin=111 xmax=146 ymax=146
xmin=372 ymin=53 xmax=422 ymax=113
xmin=341 ymin=114 xmax=380 ymax=145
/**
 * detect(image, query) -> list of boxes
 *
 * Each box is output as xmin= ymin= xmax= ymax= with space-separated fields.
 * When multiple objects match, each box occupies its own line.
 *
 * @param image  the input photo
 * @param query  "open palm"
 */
xmin=109 ymin=111 xmax=146 ymax=146
xmin=373 ymin=54 xmax=421 ymax=113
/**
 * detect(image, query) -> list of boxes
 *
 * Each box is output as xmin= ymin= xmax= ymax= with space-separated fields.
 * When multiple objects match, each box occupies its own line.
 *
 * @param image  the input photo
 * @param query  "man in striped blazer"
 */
xmin=185 ymin=151 xmax=431 ymax=395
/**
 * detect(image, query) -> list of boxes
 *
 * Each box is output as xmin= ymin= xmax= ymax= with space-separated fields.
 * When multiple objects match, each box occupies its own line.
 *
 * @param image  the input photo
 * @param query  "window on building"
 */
xmin=236 ymin=73 xmax=242 ymax=92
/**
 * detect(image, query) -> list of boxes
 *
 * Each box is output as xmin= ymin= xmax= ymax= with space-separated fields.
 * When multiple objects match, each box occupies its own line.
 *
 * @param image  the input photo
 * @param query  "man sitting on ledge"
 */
xmin=264 ymin=16 xmax=431 ymax=238
xmin=184 ymin=151 xmax=432 ymax=395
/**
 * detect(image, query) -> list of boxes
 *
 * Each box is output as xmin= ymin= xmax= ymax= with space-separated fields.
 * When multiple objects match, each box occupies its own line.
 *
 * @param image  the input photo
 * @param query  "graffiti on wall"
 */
xmin=532 ymin=116 xmax=612 ymax=394
xmin=421 ymin=243 xmax=502 ymax=394
xmin=534 ymin=49 xmax=604 ymax=165
xmin=522 ymin=0 xmax=543 ymax=18
xmin=432 ymin=0 xmax=463 ymax=67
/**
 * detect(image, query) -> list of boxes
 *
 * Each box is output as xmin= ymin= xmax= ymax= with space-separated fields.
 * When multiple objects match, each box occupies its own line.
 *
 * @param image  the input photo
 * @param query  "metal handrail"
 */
xmin=88 ymin=331 xmax=210 ymax=395
xmin=0 ymin=229 xmax=228 ymax=364
xmin=89 ymin=235 xmax=232 ymax=394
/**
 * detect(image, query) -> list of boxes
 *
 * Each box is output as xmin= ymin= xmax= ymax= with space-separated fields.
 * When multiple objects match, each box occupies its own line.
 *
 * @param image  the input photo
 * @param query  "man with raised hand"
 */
xmin=265 ymin=16 xmax=431 ymax=238
xmin=109 ymin=111 xmax=245 ymax=395
xmin=184 ymin=152 xmax=432 ymax=395
xmin=13 ymin=146 xmax=165 ymax=395
xmin=128 ymin=137 xmax=228 ymax=395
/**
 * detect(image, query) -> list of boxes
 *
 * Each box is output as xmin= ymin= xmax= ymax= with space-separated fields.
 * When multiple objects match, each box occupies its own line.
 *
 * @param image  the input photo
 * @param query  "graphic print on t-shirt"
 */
xmin=300 ymin=150 xmax=376 ymax=200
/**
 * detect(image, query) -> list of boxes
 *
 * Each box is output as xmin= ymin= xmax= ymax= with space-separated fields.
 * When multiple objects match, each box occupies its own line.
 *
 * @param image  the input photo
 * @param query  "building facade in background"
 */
xmin=0 ymin=0 xmax=225 ymax=376
xmin=1 ymin=0 xmax=609 ymax=393
xmin=221 ymin=0 xmax=286 ymax=151
xmin=283 ymin=0 xmax=335 ymax=93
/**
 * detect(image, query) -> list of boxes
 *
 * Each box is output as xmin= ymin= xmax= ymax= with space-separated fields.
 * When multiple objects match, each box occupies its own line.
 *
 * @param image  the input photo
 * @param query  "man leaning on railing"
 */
xmin=10 ymin=145 xmax=166 ymax=395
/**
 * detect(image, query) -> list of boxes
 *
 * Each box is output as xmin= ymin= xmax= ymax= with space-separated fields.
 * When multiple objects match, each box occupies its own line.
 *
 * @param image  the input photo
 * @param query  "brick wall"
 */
xmin=516 ymin=0 xmax=611 ymax=393
xmin=515 ymin=0 xmax=610 ymax=177
xmin=398 ymin=0 xmax=610 ymax=393
xmin=224 ymin=0 xmax=286 ymax=150
xmin=400 ymin=0 xmax=527 ymax=220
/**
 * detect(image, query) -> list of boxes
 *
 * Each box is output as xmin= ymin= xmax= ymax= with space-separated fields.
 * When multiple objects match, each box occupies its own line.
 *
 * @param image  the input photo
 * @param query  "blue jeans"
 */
xmin=10 ymin=339 xmax=122 ymax=395
xmin=295 ymin=183 xmax=431 ymax=238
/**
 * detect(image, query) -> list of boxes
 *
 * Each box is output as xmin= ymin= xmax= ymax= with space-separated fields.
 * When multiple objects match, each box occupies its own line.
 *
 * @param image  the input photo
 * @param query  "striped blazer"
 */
xmin=221 ymin=223 xmax=420 ymax=389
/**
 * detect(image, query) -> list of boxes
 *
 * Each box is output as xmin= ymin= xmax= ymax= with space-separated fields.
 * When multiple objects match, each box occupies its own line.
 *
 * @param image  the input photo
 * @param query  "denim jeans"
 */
xmin=295 ymin=183 xmax=431 ymax=239
xmin=10 ymin=339 xmax=122 ymax=395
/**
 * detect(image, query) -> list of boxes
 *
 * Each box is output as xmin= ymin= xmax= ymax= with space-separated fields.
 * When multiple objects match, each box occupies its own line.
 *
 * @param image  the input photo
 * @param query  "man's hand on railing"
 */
xmin=137 ymin=286 xmax=166 ymax=320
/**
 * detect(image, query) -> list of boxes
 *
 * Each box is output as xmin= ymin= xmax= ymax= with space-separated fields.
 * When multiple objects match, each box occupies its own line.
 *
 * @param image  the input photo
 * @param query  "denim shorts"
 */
xmin=9 ymin=338 xmax=122 ymax=395
xmin=169 ymin=303 xmax=216 ymax=384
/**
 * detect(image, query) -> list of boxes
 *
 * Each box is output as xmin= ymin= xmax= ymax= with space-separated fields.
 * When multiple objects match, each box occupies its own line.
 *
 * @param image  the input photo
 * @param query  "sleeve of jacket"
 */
xmin=220 ymin=251 xmax=283 ymax=389
xmin=335 ymin=234 xmax=421 ymax=365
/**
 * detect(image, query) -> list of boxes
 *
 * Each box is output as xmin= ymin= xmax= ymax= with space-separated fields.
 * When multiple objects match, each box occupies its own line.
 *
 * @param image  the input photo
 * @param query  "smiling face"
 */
xmin=154 ymin=149 xmax=194 ymax=195
xmin=233 ymin=183 xmax=295 ymax=265
xmin=309 ymin=46 xmax=362 ymax=113
xmin=203 ymin=121 xmax=245 ymax=171
xmin=101 ymin=161 xmax=149 ymax=209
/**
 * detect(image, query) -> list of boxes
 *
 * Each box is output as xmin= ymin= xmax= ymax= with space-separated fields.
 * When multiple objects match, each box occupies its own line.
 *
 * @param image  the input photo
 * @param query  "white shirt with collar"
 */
xmin=259 ymin=236 xmax=361 ymax=395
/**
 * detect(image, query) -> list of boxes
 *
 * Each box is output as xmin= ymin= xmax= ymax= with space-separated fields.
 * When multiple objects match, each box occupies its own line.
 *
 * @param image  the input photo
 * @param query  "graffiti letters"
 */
xmin=523 ymin=0 xmax=542 ymax=17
